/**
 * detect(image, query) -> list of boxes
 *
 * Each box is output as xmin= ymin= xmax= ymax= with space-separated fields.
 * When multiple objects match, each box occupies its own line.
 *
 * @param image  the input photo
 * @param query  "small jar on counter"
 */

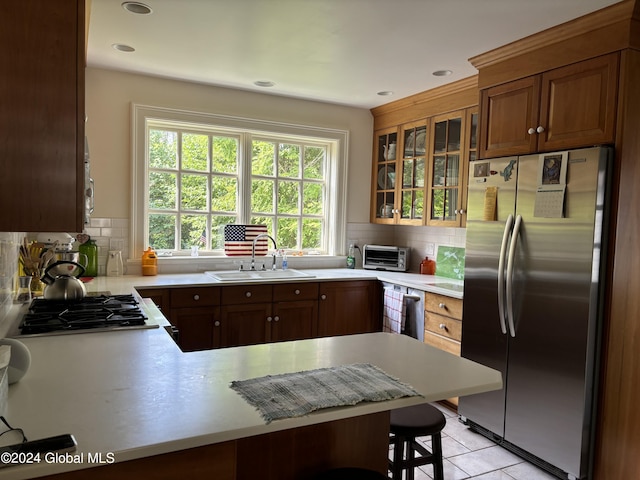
xmin=141 ymin=247 xmax=158 ymax=276
xmin=420 ymin=257 xmax=436 ymax=275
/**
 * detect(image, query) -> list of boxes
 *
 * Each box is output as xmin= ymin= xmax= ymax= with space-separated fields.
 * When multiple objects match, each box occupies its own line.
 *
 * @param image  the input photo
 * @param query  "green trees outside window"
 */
xmin=147 ymin=127 xmax=326 ymax=252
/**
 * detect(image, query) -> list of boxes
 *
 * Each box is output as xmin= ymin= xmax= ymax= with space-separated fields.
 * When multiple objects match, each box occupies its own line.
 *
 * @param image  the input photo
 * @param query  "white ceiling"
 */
xmin=87 ymin=0 xmax=622 ymax=109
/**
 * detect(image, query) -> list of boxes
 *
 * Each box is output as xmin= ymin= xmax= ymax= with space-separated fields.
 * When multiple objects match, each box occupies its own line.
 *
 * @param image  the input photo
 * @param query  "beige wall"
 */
xmin=85 ymin=67 xmax=374 ymax=223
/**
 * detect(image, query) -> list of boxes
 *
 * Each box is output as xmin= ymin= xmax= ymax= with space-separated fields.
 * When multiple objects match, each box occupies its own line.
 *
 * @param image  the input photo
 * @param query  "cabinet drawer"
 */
xmin=221 ymin=285 xmax=273 ymax=305
xmin=170 ymin=287 xmax=220 ymax=308
xmin=273 ymin=282 xmax=319 ymax=302
xmin=425 ymin=312 xmax=462 ymax=342
xmin=424 ymin=331 xmax=461 ymax=356
xmin=425 ymin=293 xmax=463 ymax=320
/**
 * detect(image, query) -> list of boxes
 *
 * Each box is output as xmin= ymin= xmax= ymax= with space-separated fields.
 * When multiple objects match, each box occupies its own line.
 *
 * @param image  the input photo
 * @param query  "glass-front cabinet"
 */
xmin=398 ymin=121 xmax=427 ymax=224
xmin=372 ymin=127 xmax=398 ymax=223
xmin=372 ymin=122 xmax=427 ymax=225
xmin=426 ymin=107 xmax=477 ymax=227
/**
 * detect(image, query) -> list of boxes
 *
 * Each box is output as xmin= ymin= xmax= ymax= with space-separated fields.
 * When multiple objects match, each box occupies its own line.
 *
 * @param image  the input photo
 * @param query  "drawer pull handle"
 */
xmin=267 ymin=316 xmax=273 ymax=322
xmin=295 ymin=289 xmax=301 ymax=295
xmin=274 ymin=316 xmax=280 ymax=322
xmin=246 ymin=291 xmax=252 ymax=298
xmin=214 ymin=321 xmax=220 ymax=327
xmin=193 ymin=294 xmax=200 ymax=301
xmin=321 ymin=294 xmax=327 ymax=300
xmin=438 ymin=302 xmax=446 ymax=309
xmin=439 ymin=323 xmax=448 ymax=331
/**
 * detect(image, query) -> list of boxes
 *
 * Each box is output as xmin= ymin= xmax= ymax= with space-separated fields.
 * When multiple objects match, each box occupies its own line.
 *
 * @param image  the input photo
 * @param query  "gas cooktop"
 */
xmin=19 ymin=294 xmax=155 ymax=336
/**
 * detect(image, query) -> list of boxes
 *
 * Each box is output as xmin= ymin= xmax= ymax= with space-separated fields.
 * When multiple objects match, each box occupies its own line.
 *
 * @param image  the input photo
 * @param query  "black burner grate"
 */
xmin=20 ymin=294 xmax=148 ymax=335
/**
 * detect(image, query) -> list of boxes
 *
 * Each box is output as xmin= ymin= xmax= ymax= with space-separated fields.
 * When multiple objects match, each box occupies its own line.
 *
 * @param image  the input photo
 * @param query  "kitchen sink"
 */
xmin=205 ymin=269 xmax=315 ymax=282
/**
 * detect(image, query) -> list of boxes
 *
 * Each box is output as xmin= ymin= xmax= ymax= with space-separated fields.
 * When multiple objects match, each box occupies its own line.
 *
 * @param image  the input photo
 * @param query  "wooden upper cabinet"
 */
xmin=538 ymin=53 xmax=618 ymax=152
xmin=371 ymin=127 xmax=399 ymax=224
xmin=478 ymin=76 xmax=541 ymax=158
xmin=478 ymin=53 xmax=618 ymax=159
xmin=426 ymin=107 xmax=476 ymax=228
xmin=0 ymin=0 xmax=85 ymax=232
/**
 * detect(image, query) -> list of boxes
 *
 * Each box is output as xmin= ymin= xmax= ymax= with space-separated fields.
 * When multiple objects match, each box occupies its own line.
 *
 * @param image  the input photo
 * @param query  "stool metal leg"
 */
xmin=390 ymin=434 xmax=405 ymax=480
xmin=432 ymin=432 xmax=444 ymax=480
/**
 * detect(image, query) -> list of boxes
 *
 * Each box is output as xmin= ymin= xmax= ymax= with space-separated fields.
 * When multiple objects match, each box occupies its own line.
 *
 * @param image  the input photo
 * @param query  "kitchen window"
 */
xmin=132 ymin=105 xmax=348 ymax=258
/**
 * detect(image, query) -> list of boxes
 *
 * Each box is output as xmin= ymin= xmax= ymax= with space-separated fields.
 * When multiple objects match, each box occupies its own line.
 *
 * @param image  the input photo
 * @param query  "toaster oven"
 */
xmin=362 ymin=245 xmax=410 ymax=272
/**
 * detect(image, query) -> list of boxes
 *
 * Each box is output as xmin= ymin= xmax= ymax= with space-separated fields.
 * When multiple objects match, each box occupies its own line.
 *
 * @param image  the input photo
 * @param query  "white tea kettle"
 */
xmin=42 ymin=261 xmax=87 ymax=301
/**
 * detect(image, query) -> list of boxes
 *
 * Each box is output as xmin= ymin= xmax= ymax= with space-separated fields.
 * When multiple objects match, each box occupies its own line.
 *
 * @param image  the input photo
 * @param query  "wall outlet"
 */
xmin=425 ymin=243 xmax=435 ymax=256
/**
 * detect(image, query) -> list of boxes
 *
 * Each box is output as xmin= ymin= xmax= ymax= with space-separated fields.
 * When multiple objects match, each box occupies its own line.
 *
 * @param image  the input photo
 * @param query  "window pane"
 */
xmin=251 ymin=216 xmax=274 ymax=237
xmin=446 ymin=189 xmax=458 ymax=220
xmin=182 ymin=133 xmax=208 ymax=171
xmin=211 ymin=216 xmax=236 ymax=249
xmin=433 ymin=156 xmax=445 ymax=187
xmin=401 ymin=191 xmax=412 ymax=219
xmin=181 ymin=174 xmax=208 ymax=211
xmin=302 ymin=218 xmax=321 ymax=249
xmin=402 ymin=159 xmax=413 ymax=188
xmin=303 ymin=182 xmax=323 ymax=215
xmin=278 ymin=180 xmax=299 ymax=215
xmin=149 ymin=172 xmax=177 ymax=209
xmin=211 ymin=176 xmax=237 ymax=212
xmin=252 ymin=179 xmax=274 ymax=213
xmin=149 ymin=214 xmax=176 ymax=249
xmin=180 ymin=214 xmax=207 ymax=249
xmin=278 ymin=144 xmax=300 ymax=178
xmin=304 ymin=146 xmax=324 ymax=179
xmin=277 ymin=217 xmax=298 ymax=249
xmin=149 ymin=130 xmax=177 ymax=169
xmin=431 ymin=189 xmax=444 ymax=220
xmin=252 ymin=141 xmax=275 ymax=176
xmin=448 ymin=118 xmax=461 ymax=151
xmin=414 ymin=158 xmax=425 ymax=187
xmin=212 ymin=136 xmax=238 ymax=174
xmin=447 ymin=155 xmax=460 ymax=187
xmin=434 ymin=122 xmax=446 ymax=153
xmin=413 ymin=191 xmax=424 ymax=219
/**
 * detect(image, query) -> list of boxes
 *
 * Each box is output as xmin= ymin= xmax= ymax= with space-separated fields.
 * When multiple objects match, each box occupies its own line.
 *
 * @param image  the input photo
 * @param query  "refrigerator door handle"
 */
xmin=497 ymin=214 xmax=514 ymax=335
xmin=505 ymin=214 xmax=522 ymax=337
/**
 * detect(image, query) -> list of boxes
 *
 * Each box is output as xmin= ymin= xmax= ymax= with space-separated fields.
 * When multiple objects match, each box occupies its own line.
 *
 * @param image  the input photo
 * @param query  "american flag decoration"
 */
xmin=224 ymin=225 xmax=268 ymax=256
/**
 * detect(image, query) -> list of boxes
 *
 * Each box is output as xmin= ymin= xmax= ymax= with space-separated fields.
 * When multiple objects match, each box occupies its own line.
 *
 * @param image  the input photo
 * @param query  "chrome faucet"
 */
xmin=251 ymin=234 xmax=278 ymax=271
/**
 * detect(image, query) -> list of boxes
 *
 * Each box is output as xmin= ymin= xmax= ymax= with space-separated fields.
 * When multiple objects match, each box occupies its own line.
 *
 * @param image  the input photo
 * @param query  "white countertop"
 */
xmin=3 ymin=330 xmax=500 ymax=479
xmin=81 ymin=268 xmax=464 ymax=298
xmin=0 ymin=268 xmax=475 ymax=478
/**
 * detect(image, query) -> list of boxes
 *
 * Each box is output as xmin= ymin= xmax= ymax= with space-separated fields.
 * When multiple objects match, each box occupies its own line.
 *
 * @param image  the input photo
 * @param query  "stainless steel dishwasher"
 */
xmin=382 ymin=282 xmax=424 ymax=341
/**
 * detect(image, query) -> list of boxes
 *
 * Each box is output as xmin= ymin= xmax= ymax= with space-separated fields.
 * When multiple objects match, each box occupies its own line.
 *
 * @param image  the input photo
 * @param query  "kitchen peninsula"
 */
xmin=2 ymin=272 xmax=500 ymax=480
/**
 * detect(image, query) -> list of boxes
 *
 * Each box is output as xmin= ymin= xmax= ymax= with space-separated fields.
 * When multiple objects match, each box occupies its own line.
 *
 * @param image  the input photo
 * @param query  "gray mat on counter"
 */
xmin=230 ymin=363 xmax=421 ymax=424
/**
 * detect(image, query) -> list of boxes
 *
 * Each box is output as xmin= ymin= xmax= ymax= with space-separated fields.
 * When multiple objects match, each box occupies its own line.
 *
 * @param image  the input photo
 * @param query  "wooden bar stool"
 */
xmin=388 ymin=403 xmax=446 ymax=480
xmin=314 ymin=467 xmax=388 ymax=479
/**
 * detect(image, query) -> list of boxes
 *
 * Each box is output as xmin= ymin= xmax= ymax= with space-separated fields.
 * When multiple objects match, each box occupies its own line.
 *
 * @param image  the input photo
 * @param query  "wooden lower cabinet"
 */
xmin=423 ymin=292 xmax=463 ymax=407
xmin=221 ymin=302 xmax=272 ymax=347
xmin=40 ymin=412 xmax=389 ymax=480
xmin=138 ymin=280 xmax=380 ymax=351
xmin=317 ymin=280 xmax=381 ymax=337
xmin=168 ymin=287 xmax=221 ymax=352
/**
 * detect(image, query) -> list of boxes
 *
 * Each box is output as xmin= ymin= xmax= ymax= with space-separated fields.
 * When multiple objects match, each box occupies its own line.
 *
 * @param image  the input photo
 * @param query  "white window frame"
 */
xmin=131 ymin=104 xmax=348 ymax=259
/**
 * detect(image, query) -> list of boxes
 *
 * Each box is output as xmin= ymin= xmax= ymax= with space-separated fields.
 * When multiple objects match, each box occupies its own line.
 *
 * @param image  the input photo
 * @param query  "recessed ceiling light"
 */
xmin=112 ymin=43 xmax=136 ymax=52
xmin=254 ymin=80 xmax=275 ymax=88
xmin=122 ymin=2 xmax=153 ymax=15
xmin=377 ymin=91 xmax=394 ymax=96
xmin=432 ymin=70 xmax=453 ymax=77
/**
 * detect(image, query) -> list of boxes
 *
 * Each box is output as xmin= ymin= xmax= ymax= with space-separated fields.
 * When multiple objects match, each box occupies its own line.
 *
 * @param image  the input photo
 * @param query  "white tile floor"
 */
xmin=389 ymin=403 xmax=558 ymax=480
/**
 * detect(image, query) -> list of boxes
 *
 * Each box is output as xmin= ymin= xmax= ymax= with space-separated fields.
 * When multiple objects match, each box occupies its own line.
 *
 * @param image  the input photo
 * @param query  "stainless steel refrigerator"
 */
xmin=459 ymin=146 xmax=612 ymax=480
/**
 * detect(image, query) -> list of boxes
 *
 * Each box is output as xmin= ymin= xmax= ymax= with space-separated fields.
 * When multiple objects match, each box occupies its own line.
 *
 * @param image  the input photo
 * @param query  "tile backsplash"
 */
xmin=80 ymin=217 xmax=130 ymax=276
xmin=0 ymin=233 xmax=22 ymax=326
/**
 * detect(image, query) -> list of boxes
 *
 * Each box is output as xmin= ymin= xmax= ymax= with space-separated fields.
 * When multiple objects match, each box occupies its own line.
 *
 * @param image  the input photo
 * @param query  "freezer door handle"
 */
xmin=497 ymin=214 xmax=514 ymax=335
xmin=505 ymin=214 xmax=522 ymax=337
